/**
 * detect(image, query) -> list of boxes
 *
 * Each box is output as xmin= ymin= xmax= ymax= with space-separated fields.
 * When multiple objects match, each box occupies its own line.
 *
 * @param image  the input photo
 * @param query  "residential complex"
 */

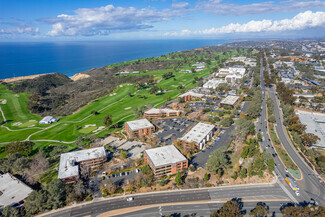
xmin=0 ymin=173 xmax=33 ymax=209
xmin=125 ymin=118 xmax=155 ymax=137
xmin=144 ymin=145 xmax=188 ymax=177
xmin=144 ymin=108 xmax=181 ymax=119
xmin=58 ymin=147 xmax=107 ymax=182
xmin=180 ymin=122 xmax=215 ymax=149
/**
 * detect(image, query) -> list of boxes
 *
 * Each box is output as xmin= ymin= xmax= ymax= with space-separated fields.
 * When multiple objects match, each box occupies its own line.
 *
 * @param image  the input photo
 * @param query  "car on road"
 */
xmin=126 ymin=197 xmax=134 ymax=201
xmin=284 ymin=168 xmax=289 ymax=173
xmin=295 ymin=191 xmax=300 ymax=196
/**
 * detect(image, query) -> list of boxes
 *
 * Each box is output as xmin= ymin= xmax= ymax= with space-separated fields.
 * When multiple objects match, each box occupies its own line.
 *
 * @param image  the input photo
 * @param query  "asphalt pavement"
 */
xmin=262 ymin=54 xmax=325 ymax=205
xmin=44 ymin=183 xmax=289 ymax=217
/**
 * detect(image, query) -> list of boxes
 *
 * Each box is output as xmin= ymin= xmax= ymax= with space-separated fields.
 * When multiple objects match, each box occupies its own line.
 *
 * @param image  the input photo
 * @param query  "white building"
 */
xmin=203 ymin=78 xmax=225 ymax=89
xmin=180 ymin=122 xmax=215 ymax=149
xmin=58 ymin=147 xmax=107 ymax=182
xmin=216 ymin=67 xmax=246 ymax=77
xmin=296 ymin=110 xmax=325 ymax=148
xmin=39 ymin=116 xmax=59 ymax=125
xmin=0 ymin=173 xmax=33 ymax=209
xmin=220 ymin=95 xmax=240 ymax=107
xmin=225 ymin=73 xmax=243 ymax=85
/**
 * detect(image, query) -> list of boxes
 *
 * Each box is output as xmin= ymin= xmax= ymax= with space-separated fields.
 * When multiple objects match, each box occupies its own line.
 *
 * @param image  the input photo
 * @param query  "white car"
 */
xmin=284 ymin=168 xmax=289 ymax=173
xmin=126 ymin=197 xmax=134 ymax=201
xmin=295 ymin=191 xmax=300 ymax=196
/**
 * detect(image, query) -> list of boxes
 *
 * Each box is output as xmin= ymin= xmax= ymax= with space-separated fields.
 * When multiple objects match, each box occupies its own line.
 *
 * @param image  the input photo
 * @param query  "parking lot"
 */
xmin=153 ymin=118 xmax=196 ymax=145
xmin=186 ymin=98 xmax=221 ymax=113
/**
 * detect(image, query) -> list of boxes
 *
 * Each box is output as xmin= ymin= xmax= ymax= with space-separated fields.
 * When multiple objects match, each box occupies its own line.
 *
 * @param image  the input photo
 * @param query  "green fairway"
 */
xmin=0 ymin=85 xmax=41 ymax=125
xmin=79 ymin=126 xmax=98 ymax=134
xmin=0 ymin=49 xmax=242 ymax=149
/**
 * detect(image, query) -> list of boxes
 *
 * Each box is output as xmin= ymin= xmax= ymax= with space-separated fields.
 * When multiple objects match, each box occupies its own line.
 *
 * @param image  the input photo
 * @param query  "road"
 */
xmin=114 ymin=201 xmax=285 ymax=217
xmin=258 ymin=55 xmax=299 ymax=204
xmin=44 ymin=183 xmax=289 ymax=217
xmin=262 ymin=54 xmax=325 ymax=205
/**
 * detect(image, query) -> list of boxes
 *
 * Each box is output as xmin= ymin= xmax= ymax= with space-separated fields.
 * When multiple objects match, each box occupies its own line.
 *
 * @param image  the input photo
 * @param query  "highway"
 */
xmin=114 ymin=201 xmax=286 ymax=217
xmin=262 ymin=54 xmax=325 ymax=205
xmin=44 ymin=184 xmax=289 ymax=217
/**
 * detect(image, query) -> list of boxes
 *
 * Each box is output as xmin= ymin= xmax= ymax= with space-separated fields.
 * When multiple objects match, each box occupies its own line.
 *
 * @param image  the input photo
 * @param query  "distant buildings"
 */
xmin=203 ymin=78 xmax=225 ymax=89
xmin=144 ymin=108 xmax=180 ymax=119
xmin=216 ymin=66 xmax=246 ymax=78
xmin=144 ymin=145 xmax=188 ymax=177
xmin=192 ymin=62 xmax=206 ymax=71
xmin=178 ymin=91 xmax=204 ymax=102
xmin=225 ymin=73 xmax=243 ymax=85
xmin=58 ymin=147 xmax=107 ymax=182
xmin=39 ymin=116 xmax=59 ymax=125
xmin=0 ymin=173 xmax=33 ymax=209
xmin=180 ymin=122 xmax=215 ymax=149
xmin=125 ymin=119 xmax=155 ymax=137
xmin=220 ymin=95 xmax=240 ymax=107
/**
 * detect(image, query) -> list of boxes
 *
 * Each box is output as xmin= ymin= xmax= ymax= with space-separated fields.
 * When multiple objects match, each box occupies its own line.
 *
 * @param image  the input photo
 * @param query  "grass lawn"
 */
xmin=0 ymin=49 xmax=240 ymax=149
xmin=79 ymin=126 xmax=98 ymax=134
xmin=18 ymin=120 xmax=38 ymax=128
xmin=0 ymin=85 xmax=42 ymax=126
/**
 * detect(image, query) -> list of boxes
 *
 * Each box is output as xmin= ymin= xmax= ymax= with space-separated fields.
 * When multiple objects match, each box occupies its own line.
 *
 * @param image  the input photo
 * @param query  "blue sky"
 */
xmin=1 ymin=0 xmax=325 ymax=41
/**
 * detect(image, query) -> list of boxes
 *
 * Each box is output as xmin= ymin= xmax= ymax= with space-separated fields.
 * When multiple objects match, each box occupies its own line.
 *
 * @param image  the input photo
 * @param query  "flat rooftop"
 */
xmin=0 ymin=173 xmax=33 ymax=208
xmin=296 ymin=110 xmax=325 ymax=148
xmin=181 ymin=122 xmax=215 ymax=144
xmin=179 ymin=91 xmax=204 ymax=98
xmin=126 ymin=118 xmax=154 ymax=131
xmin=145 ymin=145 xmax=187 ymax=168
xmin=220 ymin=95 xmax=240 ymax=106
xmin=58 ymin=147 xmax=106 ymax=179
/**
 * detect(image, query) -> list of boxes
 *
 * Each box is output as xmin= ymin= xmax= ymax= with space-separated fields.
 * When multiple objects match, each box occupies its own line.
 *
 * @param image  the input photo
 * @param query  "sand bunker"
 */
xmin=0 ymin=99 xmax=6 ymax=104
xmin=12 ymin=122 xmax=22 ymax=126
xmin=93 ymin=126 xmax=105 ymax=133
xmin=83 ymin=124 xmax=96 ymax=128
xmin=124 ymin=107 xmax=131 ymax=110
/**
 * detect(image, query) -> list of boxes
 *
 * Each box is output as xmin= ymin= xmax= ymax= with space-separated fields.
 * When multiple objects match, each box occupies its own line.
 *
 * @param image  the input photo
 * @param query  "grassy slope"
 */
xmin=0 ymin=49 xmax=242 ymax=145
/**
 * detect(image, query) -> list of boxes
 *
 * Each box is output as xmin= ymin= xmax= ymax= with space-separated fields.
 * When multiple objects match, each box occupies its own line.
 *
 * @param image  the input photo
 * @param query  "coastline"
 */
xmin=0 ymin=39 xmax=227 ymax=80
xmin=0 ymin=73 xmax=55 ymax=83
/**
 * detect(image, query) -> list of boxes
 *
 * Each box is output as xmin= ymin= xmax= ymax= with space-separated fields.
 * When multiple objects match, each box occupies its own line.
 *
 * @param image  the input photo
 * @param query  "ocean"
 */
xmin=0 ymin=40 xmax=227 ymax=80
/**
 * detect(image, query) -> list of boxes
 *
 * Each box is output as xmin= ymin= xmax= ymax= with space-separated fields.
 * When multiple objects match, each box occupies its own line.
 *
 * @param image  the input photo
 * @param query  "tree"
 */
xmin=23 ymin=154 xmax=49 ymax=185
xmin=249 ymin=203 xmax=269 ymax=217
xmin=1 ymin=206 xmax=20 ymax=217
xmin=5 ymin=141 xmax=34 ymax=156
xmin=120 ymin=151 xmax=128 ymax=159
xmin=141 ymin=166 xmax=151 ymax=175
xmin=203 ymin=173 xmax=210 ymax=181
xmin=45 ymin=179 xmax=66 ymax=209
xmin=221 ymin=117 xmax=234 ymax=127
xmin=301 ymin=133 xmax=320 ymax=146
xmin=257 ymin=133 xmax=262 ymax=141
xmin=240 ymin=168 xmax=247 ymax=178
xmin=24 ymin=190 xmax=47 ymax=216
xmin=103 ymin=114 xmax=113 ymax=129
xmin=175 ymin=172 xmax=183 ymax=185
xmin=235 ymin=118 xmax=255 ymax=141
xmin=206 ymin=147 xmax=230 ymax=174
xmin=212 ymin=200 xmax=243 ymax=217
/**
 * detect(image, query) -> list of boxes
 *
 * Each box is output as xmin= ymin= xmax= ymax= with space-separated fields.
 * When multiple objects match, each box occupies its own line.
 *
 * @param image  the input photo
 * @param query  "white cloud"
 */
xmin=164 ymin=11 xmax=325 ymax=36
xmin=0 ymin=21 xmax=39 ymax=36
xmin=196 ymin=0 xmax=325 ymax=15
xmin=43 ymin=4 xmax=182 ymax=36
xmin=172 ymin=2 xmax=189 ymax=9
